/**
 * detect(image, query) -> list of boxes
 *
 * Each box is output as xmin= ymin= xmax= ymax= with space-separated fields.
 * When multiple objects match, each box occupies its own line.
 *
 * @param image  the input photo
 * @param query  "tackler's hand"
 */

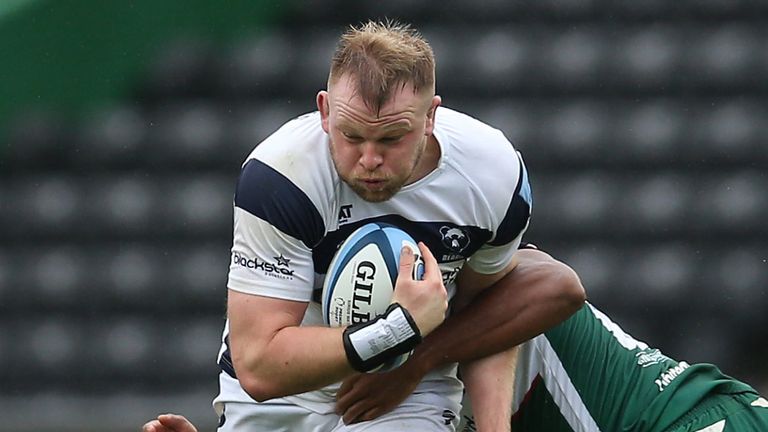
xmin=141 ymin=413 xmax=198 ymax=432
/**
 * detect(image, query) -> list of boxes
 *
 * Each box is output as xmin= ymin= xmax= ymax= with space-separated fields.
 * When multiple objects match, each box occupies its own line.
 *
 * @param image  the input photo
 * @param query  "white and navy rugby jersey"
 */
xmin=215 ymin=106 xmax=532 ymax=413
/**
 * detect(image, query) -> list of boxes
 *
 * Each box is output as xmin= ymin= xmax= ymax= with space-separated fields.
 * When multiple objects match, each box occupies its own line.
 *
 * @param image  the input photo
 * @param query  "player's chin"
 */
xmin=351 ymin=182 xmax=399 ymax=202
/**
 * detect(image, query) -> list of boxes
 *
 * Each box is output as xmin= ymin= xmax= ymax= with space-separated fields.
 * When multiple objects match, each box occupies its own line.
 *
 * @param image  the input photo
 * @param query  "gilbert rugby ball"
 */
xmin=322 ymin=223 xmax=424 ymax=328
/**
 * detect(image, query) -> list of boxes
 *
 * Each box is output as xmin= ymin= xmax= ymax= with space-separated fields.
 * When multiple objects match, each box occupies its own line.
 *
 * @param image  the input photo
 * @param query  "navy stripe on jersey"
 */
xmin=312 ymin=215 xmax=493 ymax=274
xmin=235 ymin=159 xmax=325 ymax=248
xmin=218 ymin=336 xmax=237 ymax=379
xmin=489 ymin=152 xmax=532 ymax=246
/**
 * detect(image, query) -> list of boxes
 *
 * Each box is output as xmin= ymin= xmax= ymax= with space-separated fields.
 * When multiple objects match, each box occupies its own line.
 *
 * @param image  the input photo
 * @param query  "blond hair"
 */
xmin=329 ymin=20 xmax=436 ymax=112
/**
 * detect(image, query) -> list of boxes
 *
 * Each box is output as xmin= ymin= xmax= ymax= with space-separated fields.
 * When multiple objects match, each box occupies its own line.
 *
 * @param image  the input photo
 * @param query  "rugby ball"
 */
xmin=321 ymin=223 xmax=424 ymax=372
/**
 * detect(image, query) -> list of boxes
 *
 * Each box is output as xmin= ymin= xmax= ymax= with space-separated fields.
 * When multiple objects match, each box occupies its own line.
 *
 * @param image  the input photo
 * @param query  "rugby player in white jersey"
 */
xmin=203 ymin=19 xmax=583 ymax=432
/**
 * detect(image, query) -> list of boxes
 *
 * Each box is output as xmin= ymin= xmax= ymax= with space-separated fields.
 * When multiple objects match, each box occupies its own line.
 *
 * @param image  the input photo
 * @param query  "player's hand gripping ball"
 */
xmin=322 ymin=223 xmax=424 ymax=372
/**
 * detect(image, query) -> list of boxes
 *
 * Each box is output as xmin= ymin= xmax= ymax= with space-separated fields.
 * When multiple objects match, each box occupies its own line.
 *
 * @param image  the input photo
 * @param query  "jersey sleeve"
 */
xmin=467 ymin=151 xmax=532 ymax=274
xmin=227 ymin=158 xmax=326 ymax=302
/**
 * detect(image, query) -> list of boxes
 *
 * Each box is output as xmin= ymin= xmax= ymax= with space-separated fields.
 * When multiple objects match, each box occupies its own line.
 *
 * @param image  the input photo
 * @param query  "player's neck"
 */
xmin=407 ymin=134 xmax=441 ymax=185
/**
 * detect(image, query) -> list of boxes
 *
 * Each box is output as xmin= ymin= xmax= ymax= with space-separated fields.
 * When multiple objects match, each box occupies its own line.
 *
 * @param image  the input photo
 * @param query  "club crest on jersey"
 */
xmin=635 ymin=348 xmax=669 ymax=368
xmin=440 ymin=226 xmax=470 ymax=254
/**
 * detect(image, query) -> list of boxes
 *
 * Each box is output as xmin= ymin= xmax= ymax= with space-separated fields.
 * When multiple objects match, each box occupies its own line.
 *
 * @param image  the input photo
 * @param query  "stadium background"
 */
xmin=1 ymin=1 xmax=766 ymax=430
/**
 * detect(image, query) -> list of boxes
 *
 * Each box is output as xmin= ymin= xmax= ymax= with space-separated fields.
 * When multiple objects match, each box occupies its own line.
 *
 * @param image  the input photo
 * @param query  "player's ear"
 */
xmin=425 ymin=95 xmax=441 ymax=136
xmin=317 ymin=91 xmax=330 ymax=134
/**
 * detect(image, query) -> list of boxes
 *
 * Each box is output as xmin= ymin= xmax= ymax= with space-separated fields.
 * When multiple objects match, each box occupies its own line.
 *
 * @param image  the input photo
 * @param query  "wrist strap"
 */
xmin=343 ymin=303 xmax=422 ymax=372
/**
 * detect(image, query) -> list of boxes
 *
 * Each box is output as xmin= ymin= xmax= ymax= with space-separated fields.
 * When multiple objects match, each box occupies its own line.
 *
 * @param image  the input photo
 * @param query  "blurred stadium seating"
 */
xmin=1 ymin=1 xmax=767 ymax=430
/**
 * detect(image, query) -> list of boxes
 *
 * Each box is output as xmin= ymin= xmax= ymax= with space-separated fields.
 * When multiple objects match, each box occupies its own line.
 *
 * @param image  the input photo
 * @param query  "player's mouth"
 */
xmin=360 ymin=178 xmax=386 ymax=188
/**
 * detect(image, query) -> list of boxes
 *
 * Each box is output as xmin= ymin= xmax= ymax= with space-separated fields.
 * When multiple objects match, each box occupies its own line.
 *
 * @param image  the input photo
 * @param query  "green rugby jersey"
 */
xmin=509 ymin=303 xmax=755 ymax=432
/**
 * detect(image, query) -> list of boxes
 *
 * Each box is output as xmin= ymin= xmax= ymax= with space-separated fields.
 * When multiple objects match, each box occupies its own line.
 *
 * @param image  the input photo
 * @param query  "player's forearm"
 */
xmin=232 ymin=325 xmax=355 ymax=401
xmin=461 ymin=347 xmax=518 ymax=432
xmin=410 ymin=250 xmax=585 ymax=374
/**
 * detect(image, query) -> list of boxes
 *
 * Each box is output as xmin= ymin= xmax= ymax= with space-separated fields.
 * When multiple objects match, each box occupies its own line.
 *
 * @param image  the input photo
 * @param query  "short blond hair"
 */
xmin=329 ymin=20 xmax=436 ymax=112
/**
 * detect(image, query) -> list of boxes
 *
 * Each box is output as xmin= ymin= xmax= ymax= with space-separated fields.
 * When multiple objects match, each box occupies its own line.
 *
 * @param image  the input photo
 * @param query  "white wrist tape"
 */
xmin=342 ymin=303 xmax=422 ymax=372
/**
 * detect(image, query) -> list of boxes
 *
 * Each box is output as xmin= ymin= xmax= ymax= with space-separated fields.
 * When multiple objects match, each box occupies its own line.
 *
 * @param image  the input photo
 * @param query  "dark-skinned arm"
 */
xmin=416 ymin=247 xmax=584 ymax=371
xmin=336 ymin=247 xmax=586 ymax=423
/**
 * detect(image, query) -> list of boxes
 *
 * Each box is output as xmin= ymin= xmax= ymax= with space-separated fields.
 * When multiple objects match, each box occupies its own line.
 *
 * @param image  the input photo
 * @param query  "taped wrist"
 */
xmin=342 ymin=303 xmax=422 ymax=372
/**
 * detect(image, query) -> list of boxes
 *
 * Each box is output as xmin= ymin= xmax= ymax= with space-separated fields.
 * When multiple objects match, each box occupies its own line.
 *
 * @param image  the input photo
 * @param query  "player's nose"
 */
xmin=358 ymin=142 xmax=383 ymax=171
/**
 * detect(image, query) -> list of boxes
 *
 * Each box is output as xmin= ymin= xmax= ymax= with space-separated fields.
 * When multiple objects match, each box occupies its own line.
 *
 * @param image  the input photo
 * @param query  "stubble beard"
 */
xmin=332 ymin=137 xmax=426 ymax=203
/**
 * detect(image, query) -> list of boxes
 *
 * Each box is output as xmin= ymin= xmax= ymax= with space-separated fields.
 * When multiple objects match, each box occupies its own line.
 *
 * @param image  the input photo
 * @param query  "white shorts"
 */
xmin=216 ymin=392 xmax=462 ymax=431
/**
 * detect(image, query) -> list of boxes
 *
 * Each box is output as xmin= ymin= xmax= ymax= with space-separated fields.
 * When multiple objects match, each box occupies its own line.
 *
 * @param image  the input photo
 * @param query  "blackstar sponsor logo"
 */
xmin=351 ymin=260 xmax=375 ymax=324
xmin=232 ymin=252 xmax=294 ymax=279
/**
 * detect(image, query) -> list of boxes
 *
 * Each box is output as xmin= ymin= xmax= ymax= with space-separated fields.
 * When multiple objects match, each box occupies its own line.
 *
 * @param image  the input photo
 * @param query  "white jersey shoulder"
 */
xmin=432 ymin=107 xmax=532 ymax=273
xmin=433 ymin=107 xmax=526 ymax=237
xmin=246 ymin=111 xmax=340 ymax=230
xmin=228 ymin=111 xmax=336 ymax=302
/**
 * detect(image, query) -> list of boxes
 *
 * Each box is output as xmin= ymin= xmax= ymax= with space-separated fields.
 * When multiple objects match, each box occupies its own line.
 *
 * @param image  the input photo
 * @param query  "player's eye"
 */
xmin=342 ymin=132 xmax=363 ymax=142
xmin=379 ymin=136 xmax=403 ymax=144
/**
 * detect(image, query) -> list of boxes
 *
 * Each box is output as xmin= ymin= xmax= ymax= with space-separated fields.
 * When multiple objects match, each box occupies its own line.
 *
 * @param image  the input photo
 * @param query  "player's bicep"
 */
xmin=227 ymin=290 xmax=308 ymax=369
